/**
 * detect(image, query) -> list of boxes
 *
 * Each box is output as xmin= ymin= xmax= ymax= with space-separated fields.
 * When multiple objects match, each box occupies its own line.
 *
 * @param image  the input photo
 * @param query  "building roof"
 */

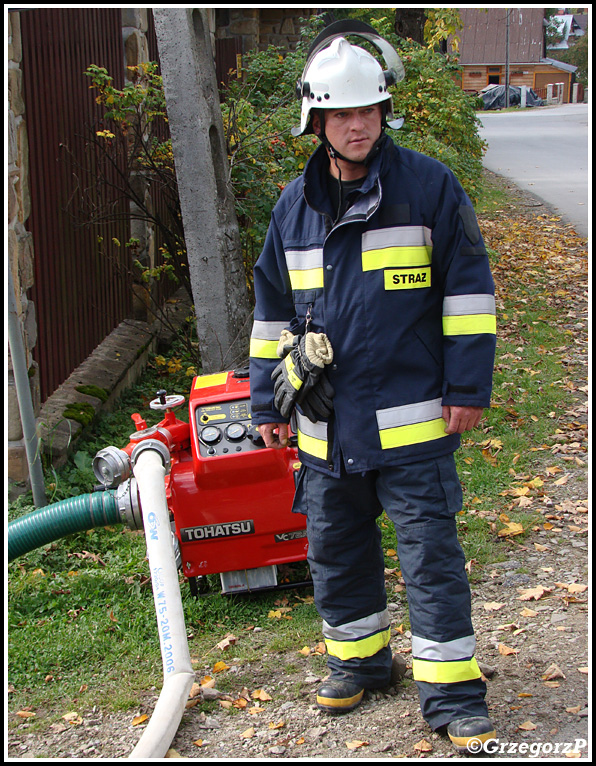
xmin=457 ymin=7 xmax=545 ymax=65
xmin=540 ymin=57 xmax=578 ymax=74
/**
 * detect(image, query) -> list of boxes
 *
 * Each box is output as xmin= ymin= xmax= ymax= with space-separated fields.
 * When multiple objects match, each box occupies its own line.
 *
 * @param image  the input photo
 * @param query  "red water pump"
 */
xmin=92 ymin=369 xmax=308 ymax=595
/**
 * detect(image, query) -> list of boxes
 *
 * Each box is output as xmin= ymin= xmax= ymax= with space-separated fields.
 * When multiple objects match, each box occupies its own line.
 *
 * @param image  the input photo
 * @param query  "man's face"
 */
xmin=312 ymin=103 xmax=383 ymax=174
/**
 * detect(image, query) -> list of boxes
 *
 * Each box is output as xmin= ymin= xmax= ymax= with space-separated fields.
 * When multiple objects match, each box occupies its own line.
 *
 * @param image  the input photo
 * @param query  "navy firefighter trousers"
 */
xmin=292 ymin=454 xmax=488 ymax=730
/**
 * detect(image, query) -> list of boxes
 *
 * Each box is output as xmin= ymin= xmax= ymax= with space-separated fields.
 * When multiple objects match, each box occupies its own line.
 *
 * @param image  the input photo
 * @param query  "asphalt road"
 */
xmin=477 ymin=103 xmax=589 ymax=237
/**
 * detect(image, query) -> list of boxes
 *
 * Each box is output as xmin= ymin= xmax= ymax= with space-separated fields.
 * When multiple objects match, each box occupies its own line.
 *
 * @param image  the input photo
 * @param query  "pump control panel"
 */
xmin=195 ymin=399 xmax=263 ymax=457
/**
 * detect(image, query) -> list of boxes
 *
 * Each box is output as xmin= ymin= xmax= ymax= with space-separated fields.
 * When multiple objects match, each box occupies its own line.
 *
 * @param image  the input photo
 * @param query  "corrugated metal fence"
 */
xmin=20 ymin=8 xmax=132 ymax=402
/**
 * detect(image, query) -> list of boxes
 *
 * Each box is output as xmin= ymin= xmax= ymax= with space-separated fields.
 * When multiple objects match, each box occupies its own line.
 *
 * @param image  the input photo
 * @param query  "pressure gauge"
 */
xmin=199 ymin=426 xmax=222 ymax=445
xmin=225 ymin=422 xmax=247 ymax=442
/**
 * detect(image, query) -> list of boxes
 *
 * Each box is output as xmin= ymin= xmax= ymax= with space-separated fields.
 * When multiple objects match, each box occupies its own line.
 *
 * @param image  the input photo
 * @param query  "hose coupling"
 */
xmin=116 ymin=478 xmax=143 ymax=530
xmin=92 ymin=446 xmax=131 ymax=488
xmin=131 ymin=438 xmax=172 ymax=474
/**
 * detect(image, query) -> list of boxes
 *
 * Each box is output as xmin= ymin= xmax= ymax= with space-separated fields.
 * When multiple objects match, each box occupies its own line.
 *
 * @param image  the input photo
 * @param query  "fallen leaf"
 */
xmin=566 ymin=705 xmax=583 ymax=714
xmin=518 ymin=720 xmax=537 ymax=731
xmin=212 ymin=661 xmax=229 ymax=673
xmin=298 ymin=646 xmax=311 ymax=656
xmin=346 ymin=740 xmax=369 ymax=750
xmin=62 ymin=711 xmax=83 ymax=725
xmin=16 ymin=710 xmax=36 ymax=719
xmin=577 ymin=667 xmax=589 ymax=674
xmin=520 ymin=607 xmax=538 ymax=617
xmin=165 ymin=748 xmax=183 ymax=758
xmin=542 ymin=663 xmax=566 ymax=681
xmin=413 ymin=738 xmax=433 ymax=752
xmin=553 ymin=474 xmax=570 ymax=485
xmin=132 ymin=714 xmax=148 ymax=726
xmin=498 ymin=643 xmax=519 ymax=656
xmin=498 ymin=521 xmax=525 ymax=537
xmin=556 ymin=582 xmax=588 ymax=594
xmin=484 ymin=601 xmax=504 ymax=611
xmin=517 ymin=586 xmax=552 ymax=601
xmin=216 ymin=633 xmax=238 ymax=651
xmin=241 ymin=727 xmax=255 ymax=739
xmin=268 ymin=720 xmax=285 ymax=730
xmin=192 ymin=739 xmax=205 ymax=747
xmin=252 ymin=689 xmax=272 ymax=701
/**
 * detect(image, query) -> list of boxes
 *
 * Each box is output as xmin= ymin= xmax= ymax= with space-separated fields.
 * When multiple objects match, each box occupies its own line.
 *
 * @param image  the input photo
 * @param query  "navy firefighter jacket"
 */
xmin=249 ymin=133 xmax=497 ymax=477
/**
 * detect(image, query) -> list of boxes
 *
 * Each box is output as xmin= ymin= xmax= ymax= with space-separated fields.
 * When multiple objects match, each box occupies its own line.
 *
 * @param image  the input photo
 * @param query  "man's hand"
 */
xmin=442 ymin=405 xmax=484 ymax=435
xmin=258 ymin=422 xmax=289 ymax=449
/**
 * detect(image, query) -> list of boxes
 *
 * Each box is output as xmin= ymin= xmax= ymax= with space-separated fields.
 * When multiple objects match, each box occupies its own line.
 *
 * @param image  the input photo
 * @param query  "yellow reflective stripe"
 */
xmin=362 ymin=246 xmax=432 ymax=271
xmin=288 ymin=268 xmax=324 ymax=290
xmin=325 ymin=628 xmax=391 ymax=661
xmin=412 ymin=657 xmax=482 ymax=684
xmin=380 ymin=417 xmax=448 ymax=450
xmin=284 ymin=355 xmax=303 ymax=391
xmin=443 ymin=314 xmax=497 ymax=336
xmin=384 ymin=266 xmax=431 ymax=290
xmin=249 ymin=338 xmax=279 ymax=359
xmin=194 ymin=372 xmax=228 ymax=389
xmin=297 ymin=429 xmax=327 ymax=461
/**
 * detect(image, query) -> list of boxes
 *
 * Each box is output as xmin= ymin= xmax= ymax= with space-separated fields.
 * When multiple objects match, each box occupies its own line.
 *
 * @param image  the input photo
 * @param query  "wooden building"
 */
xmin=456 ymin=8 xmax=577 ymax=102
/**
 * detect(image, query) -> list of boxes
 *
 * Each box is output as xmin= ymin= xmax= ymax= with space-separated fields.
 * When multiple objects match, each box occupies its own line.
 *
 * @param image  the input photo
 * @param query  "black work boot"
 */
xmin=447 ymin=716 xmax=496 ymax=753
xmin=316 ymin=678 xmax=364 ymax=714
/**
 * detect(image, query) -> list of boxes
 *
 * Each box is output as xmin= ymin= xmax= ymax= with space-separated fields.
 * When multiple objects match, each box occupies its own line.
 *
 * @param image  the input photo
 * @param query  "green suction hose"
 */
xmin=8 ymin=491 xmax=121 ymax=563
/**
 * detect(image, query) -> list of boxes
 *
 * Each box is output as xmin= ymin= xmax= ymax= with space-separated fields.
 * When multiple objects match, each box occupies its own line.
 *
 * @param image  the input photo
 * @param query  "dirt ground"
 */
xmin=7 ymin=174 xmax=589 ymax=760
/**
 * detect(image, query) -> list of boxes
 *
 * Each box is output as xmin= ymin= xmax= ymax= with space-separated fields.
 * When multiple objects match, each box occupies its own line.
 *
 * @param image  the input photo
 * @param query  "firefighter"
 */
xmin=248 ymin=21 xmax=497 ymax=753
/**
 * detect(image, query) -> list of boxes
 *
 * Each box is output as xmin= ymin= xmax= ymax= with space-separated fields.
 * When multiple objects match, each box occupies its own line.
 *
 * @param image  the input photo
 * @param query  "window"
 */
xmin=487 ymin=66 xmax=501 ymax=85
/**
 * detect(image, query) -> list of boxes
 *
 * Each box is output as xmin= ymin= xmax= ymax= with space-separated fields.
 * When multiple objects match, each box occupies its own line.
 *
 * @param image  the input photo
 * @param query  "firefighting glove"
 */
xmin=297 ymin=370 xmax=335 ymax=423
xmin=271 ymin=332 xmax=333 ymax=420
xmin=276 ymin=329 xmax=299 ymax=359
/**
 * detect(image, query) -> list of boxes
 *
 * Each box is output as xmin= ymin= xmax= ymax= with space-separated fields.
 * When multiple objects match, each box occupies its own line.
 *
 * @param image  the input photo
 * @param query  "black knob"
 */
xmin=157 ymin=389 xmax=167 ymax=405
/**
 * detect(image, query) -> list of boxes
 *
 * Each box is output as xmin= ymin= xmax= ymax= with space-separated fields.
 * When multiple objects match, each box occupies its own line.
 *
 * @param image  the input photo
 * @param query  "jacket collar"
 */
xmin=302 ymin=133 xmax=395 ymax=217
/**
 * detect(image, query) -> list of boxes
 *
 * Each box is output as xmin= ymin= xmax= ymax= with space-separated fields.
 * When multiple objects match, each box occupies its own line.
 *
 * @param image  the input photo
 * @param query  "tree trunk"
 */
xmin=153 ymin=8 xmax=251 ymax=374
xmin=394 ymin=9 xmax=427 ymax=44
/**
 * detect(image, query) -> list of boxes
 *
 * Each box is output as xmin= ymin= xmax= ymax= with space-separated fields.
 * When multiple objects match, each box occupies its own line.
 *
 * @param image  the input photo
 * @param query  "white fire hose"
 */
xmin=129 ymin=443 xmax=195 ymax=759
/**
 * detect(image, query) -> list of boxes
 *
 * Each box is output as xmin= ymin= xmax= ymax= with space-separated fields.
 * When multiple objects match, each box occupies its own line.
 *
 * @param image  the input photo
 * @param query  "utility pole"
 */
xmin=505 ymin=9 xmax=510 ymax=108
xmin=153 ymin=8 xmax=251 ymax=373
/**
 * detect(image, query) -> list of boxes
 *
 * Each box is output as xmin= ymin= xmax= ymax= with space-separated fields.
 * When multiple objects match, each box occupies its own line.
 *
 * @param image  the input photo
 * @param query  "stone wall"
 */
xmin=214 ymin=8 xmax=314 ymax=52
xmin=7 ymin=11 xmax=39 ymax=483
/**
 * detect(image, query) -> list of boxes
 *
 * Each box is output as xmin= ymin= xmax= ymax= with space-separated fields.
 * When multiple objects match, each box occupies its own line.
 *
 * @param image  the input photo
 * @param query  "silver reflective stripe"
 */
xmin=376 ymin=398 xmax=443 ymax=431
xmin=251 ymin=320 xmax=290 ymax=340
xmin=443 ymin=294 xmax=496 ymax=316
xmin=412 ymin=634 xmax=476 ymax=661
xmin=342 ymin=187 xmax=380 ymax=221
xmin=285 ymin=248 xmax=323 ymax=271
xmin=295 ymin=411 xmax=328 ymax=441
xmin=362 ymin=226 xmax=433 ymax=251
xmin=323 ymin=608 xmax=391 ymax=641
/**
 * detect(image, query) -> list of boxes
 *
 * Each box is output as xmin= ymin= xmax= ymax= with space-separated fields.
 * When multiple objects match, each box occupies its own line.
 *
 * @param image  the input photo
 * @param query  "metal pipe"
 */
xmin=7 ymin=266 xmax=47 ymax=507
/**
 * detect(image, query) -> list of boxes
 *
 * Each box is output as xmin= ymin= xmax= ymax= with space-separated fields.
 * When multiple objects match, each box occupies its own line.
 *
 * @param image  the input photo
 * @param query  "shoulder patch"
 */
xmin=459 ymin=205 xmax=481 ymax=244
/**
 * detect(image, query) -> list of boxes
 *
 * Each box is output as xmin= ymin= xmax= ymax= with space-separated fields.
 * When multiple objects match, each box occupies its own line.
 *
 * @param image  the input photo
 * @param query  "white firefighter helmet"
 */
xmin=291 ymin=20 xmax=405 ymax=137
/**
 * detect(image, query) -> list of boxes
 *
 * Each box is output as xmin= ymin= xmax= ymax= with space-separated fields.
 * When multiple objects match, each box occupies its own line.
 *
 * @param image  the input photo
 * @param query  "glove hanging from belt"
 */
xmin=271 ymin=331 xmax=334 ymax=422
